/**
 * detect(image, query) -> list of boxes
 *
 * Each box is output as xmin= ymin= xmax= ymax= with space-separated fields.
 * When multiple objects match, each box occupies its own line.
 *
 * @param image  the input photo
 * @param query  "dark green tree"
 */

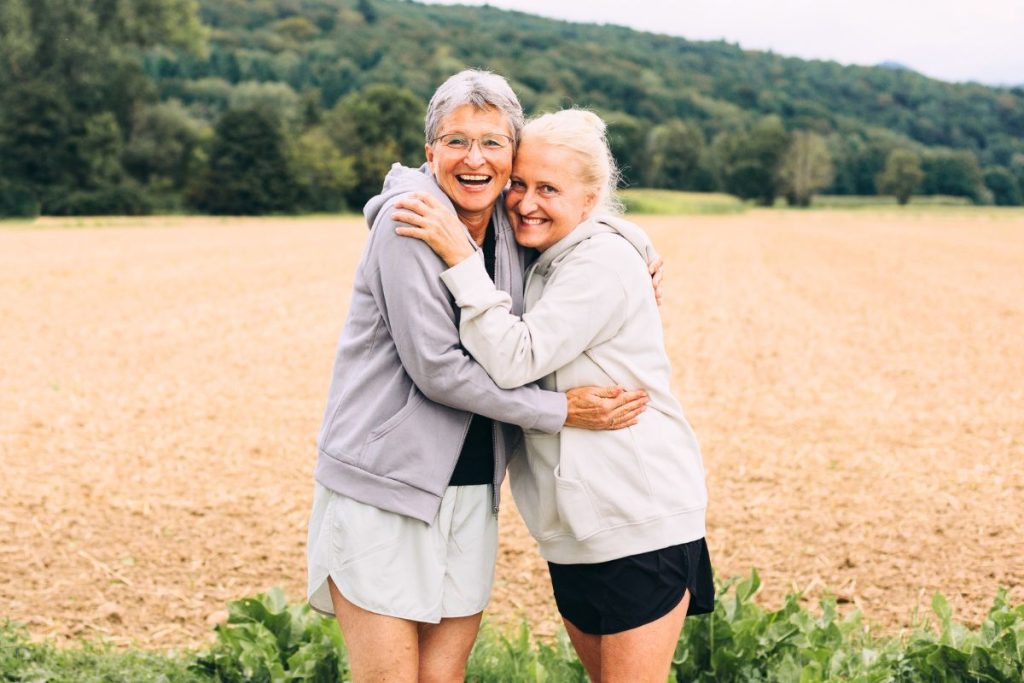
xmin=121 ymin=101 xmax=209 ymax=208
xmin=188 ymin=108 xmax=299 ymax=215
xmin=290 ymin=127 xmax=358 ymax=212
xmin=876 ymin=149 xmax=925 ymax=205
xmin=921 ymin=149 xmax=987 ymax=203
xmin=357 ymin=0 xmax=378 ymax=24
xmin=604 ymin=112 xmax=649 ymax=188
xmin=324 ymin=84 xmax=425 ymax=207
xmin=1011 ymin=154 xmax=1024 ymax=202
xmin=712 ymin=116 xmax=789 ymax=205
xmin=983 ymin=167 xmax=1022 ymax=206
xmin=644 ymin=119 xmax=704 ymax=190
xmin=0 ymin=0 xmax=205 ymax=215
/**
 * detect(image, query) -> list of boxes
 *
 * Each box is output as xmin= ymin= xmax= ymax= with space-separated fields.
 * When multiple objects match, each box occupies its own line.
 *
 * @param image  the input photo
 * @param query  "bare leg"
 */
xmin=600 ymin=591 xmax=691 ymax=683
xmin=328 ymin=576 xmax=419 ymax=683
xmin=417 ymin=613 xmax=483 ymax=682
xmin=562 ymin=617 xmax=603 ymax=682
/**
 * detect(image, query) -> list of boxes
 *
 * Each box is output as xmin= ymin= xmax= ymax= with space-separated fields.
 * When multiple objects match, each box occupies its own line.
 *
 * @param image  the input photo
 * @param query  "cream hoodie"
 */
xmin=440 ymin=215 xmax=707 ymax=564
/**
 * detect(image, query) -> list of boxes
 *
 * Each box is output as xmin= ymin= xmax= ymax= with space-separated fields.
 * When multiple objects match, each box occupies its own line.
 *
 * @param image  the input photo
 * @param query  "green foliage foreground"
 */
xmin=2 ymin=571 xmax=1021 ymax=682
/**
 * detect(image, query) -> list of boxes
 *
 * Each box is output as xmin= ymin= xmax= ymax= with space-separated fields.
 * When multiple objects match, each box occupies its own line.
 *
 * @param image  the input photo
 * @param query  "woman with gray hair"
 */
xmin=397 ymin=108 xmax=713 ymax=682
xmin=306 ymin=71 xmax=658 ymax=682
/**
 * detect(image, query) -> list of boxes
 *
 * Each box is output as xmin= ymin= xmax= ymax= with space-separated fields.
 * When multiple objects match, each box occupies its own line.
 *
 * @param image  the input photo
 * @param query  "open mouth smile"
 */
xmin=457 ymin=174 xmax=492 ymax=188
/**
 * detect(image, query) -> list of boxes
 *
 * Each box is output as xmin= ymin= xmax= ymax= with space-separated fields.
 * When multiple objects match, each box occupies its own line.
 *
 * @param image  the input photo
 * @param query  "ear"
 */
xmin=581 ymin=191 xmax=599 ymax=219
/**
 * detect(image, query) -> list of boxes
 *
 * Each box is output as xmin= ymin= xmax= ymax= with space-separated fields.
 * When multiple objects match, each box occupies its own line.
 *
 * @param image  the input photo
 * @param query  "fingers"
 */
xmin=648 ymin=256 xmax=663 ymax=277
xmin=393 ymin=195 xmax=434 ymax=217
xmin=596 ymin=386 xmax=625 ymax=399
xmin=600 ymin=402 xmax=646 ymax=430
xmin=615 ymin=400 xmax=647 ymax=425
xmin=415 ymin=192 xmax=442 ymax=208
xmin=570 ymin=385 xmax=624 ymax=401
xmin=391 ymin=210 xmax=427 ymax=228
xmin=649 ymin=257 xmax=665 ymax=306
xmin=614 ymin=389 xmax=648 ymax=406
xmin=394 ymin=225 xmax=424 ymax=239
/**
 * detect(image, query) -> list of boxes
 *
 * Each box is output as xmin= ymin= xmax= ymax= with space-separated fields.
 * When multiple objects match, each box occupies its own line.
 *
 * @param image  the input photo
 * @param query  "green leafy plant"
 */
xmin=190 ymin=587 xmax=346 ymax=682
xmin=674 ymin=570 xmax=1024 ymax=682
xmin=3 ymin=573 xmax=1022 ymax=682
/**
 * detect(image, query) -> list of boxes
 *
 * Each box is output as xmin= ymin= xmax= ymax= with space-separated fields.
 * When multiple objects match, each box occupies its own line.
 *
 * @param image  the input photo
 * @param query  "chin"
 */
xmin=455 ymin=193 xmax=499 ymax=214
xmin=513 ymin=231 xmax=541 ymax=250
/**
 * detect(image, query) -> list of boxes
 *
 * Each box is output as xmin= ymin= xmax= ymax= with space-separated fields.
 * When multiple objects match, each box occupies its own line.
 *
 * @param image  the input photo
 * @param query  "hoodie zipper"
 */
xmin=490 ymin=216 xmax=508 ymax=516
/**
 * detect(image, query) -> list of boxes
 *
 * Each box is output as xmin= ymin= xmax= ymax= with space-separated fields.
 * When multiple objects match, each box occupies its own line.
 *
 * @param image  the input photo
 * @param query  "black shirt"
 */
xmin=448 ymin=222 xmax=497 ymax=486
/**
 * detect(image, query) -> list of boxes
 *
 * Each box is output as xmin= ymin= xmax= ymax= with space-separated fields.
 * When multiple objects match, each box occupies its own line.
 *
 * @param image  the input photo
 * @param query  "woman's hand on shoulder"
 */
xmin=393 ymin=192 xmax=476 ymax=268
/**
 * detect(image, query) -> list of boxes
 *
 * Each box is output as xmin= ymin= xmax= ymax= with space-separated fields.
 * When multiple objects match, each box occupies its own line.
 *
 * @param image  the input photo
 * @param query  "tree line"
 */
xmin=2 ymin=0 xmax=1022 ymax=217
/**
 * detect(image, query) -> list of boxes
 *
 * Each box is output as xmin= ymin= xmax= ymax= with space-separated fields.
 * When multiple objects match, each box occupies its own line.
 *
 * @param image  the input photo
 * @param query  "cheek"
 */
xmin=495 ymin=154 xmax=513 ymax=181
xmin=504 ymin=191 xmax=520 ymax=212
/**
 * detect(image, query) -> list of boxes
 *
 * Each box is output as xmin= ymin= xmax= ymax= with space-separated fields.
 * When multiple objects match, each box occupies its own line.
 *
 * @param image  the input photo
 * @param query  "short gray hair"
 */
xmin=424 ymin=70 xmax=525 ymax=145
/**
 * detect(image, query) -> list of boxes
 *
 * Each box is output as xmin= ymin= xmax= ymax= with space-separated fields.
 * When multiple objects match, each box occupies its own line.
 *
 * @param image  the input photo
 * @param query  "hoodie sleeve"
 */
xmin=366 ymin=203 xmax=568 ymax=433
xmin=440 ymin=235 xmax=630 ymax=389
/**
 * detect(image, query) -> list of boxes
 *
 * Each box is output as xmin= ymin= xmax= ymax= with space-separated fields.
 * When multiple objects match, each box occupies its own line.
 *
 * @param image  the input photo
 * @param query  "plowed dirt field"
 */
xmin=2 ymin=210 xmax=1022 ymax=648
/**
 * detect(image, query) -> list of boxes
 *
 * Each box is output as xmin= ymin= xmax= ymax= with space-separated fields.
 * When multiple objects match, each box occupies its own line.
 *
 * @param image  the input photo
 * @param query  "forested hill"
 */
xmin=2 ymin=0 xmax=1023 ymax=216
xmin=167 ymin=0 xmax=1023 ymax=167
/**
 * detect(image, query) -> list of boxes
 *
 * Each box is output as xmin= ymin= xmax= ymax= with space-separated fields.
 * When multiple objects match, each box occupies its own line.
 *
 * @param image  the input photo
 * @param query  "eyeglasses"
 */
xmin=430 ymin=133 xmax=514 ymax=152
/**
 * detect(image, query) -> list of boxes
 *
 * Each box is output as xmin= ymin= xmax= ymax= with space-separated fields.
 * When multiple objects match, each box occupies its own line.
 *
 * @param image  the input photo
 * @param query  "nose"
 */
xmin=464 ymin=140 xmax=485 ymax=166
xmin=519 ymin=188 xmax=539 ymax=214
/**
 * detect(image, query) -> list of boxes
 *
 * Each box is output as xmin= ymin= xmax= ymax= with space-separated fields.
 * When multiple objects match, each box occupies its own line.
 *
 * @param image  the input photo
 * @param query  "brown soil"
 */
xmin=1 ymin=210 xmax=1022 ymax=649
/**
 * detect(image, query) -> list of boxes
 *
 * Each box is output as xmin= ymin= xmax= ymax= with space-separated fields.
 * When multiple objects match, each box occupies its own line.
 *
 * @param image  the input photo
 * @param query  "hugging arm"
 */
xmin=395 ymin=192 xmax=666 ymax=302
xmin=372 ymin=204 xmax=642 ymax=431
xmin=439 ymin=243 xmax=627 ymax=390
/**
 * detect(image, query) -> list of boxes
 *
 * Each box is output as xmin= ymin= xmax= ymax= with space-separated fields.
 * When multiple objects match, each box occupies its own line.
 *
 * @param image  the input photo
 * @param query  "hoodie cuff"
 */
xmin=440 ymin=254 xmax=492 ymax=305
xmin=531 ymin=389 xmax=568 ymax=434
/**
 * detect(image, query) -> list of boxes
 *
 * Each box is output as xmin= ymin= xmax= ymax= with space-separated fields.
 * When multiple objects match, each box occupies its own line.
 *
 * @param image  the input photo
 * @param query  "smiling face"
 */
xmin=425 ymin=104 xmax=514 ymax=229
xmin=504 ymin=139 xmax=598 ymax=252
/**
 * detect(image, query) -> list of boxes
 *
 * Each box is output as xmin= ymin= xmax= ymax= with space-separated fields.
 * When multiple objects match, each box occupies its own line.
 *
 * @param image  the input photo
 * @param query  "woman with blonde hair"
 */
xmin=395 ymin=108 xmax=714 ymax=682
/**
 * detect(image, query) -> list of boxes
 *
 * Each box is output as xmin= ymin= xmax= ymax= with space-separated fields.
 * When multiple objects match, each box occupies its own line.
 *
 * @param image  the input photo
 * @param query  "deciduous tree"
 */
xmin=778 ymin=131 xmax=834 ymax=207
xmin=644 ymin=119 xmax=704 ymax=190
xmin=324 ymin=84 xmax=425 ymax=207
xmin=188 ymin=108 xmax=299 ymax=215
xmin=983 ymin=167 xmax=1022 ymax=206
xmin=876 ymin=149 xmax=925 ymax=205
xmin=712 ymin=116 xmax=789 ymax=206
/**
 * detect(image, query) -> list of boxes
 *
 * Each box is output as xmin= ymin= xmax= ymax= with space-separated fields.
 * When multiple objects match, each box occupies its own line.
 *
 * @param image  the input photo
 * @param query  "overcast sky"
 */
xmin=417 ymin=0 xmax=1024 ymax=86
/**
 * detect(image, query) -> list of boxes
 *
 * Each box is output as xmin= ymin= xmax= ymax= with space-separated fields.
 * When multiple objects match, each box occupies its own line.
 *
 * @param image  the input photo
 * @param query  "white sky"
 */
xmin=417 ymin=0 xmax=1024 ymax=86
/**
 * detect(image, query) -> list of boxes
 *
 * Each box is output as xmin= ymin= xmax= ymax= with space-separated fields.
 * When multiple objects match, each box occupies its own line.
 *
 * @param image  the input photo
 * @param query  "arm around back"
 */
xmin=368 ymin=203 xmax=567 ymax=433
xmin=440 ymin=236 xmax=629 ymax=389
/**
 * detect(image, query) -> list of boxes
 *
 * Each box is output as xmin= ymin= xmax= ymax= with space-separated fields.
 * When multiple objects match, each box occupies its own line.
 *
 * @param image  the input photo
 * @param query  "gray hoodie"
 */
xmin=315 ymin=164 xmax=567 ymax=524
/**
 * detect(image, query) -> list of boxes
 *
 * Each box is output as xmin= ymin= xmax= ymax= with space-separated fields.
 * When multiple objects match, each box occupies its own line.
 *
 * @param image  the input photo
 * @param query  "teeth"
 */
xmin=458 ymin=175 xmax=489 ymax=181
xmin=521 ymin=217 xmax=546 ymax=225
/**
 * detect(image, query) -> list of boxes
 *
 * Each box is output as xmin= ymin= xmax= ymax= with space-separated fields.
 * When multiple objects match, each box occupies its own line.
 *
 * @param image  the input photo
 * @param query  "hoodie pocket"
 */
xmin=559 ymin=428 xmax=656 ymax=529
xmin=553 ymin=467 xmax=602 ymax=540
xmin=365 ymin=391 xmax=427 ymax=444
xmin=358 ymin=393 xmax=467 ymax=493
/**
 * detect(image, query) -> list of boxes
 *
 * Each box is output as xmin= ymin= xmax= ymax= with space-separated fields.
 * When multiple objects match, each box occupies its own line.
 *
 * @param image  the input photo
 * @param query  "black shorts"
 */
xmin=547 ymin=538 xmax=715 ymax=636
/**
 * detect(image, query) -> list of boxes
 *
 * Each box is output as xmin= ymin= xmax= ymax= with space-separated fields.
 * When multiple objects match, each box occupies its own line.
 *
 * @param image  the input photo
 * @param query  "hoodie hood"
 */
xmin=363 ymin=163 xmax=457 ymax=230
xmin=531 ymin=213 xmax=658 ymax=276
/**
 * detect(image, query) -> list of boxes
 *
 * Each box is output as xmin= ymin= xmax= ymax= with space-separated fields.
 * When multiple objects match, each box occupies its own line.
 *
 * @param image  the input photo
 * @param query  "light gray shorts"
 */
xmin=306 ymin=482 xmax=498 ymax=623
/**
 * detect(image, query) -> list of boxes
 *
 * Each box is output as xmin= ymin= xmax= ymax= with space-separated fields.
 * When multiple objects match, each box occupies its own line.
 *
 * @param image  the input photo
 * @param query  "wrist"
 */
xmin=447 ymin=242 xmax=476 ymax=267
